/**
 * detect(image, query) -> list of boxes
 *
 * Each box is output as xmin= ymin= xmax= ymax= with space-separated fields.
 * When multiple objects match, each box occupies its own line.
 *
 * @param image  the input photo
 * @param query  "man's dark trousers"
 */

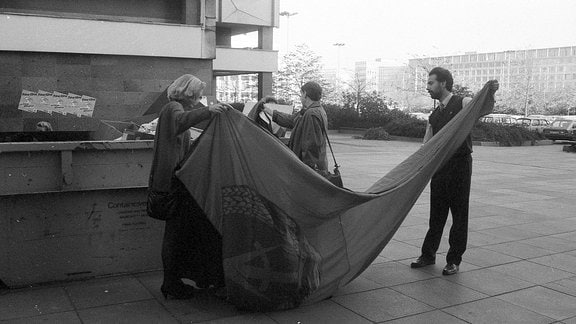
xmin=421 ymin=153 xmax=472 ymax=265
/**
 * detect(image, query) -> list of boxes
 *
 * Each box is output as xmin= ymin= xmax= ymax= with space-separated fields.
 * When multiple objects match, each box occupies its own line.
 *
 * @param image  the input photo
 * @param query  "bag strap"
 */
xmin=320 ymin=117 xmax=339 ymax=169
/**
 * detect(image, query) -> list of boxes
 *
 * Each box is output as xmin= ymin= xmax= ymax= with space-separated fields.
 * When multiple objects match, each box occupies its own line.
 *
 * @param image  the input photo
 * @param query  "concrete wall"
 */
xmin=0 ymin=0 xmax=183 ymax=23
xmin=0 ymin=51 xmax=213 ymax=122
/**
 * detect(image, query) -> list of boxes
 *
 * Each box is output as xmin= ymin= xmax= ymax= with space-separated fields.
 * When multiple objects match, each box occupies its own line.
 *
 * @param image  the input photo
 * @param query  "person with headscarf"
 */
xmin=148 ymin=74 xmax=230 ymax=299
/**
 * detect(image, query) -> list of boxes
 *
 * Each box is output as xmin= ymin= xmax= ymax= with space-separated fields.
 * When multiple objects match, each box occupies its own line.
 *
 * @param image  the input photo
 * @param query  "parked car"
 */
xmin=542 ymin=119 xmax=576 ymax=141
xmin=527 ymin=115 xmax=556 ymax=123
xmin=480 ymin=114 xmax=517 ymax=126
xmin=516 ymin=117 xmax=550 ymax=133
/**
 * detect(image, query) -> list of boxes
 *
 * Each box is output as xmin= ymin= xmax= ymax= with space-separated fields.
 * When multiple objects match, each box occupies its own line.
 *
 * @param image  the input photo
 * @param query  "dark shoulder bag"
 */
xmin=319 ymin=122 xmax=343 ymax=188
xmin=146 ymin=190 xmax=176 ymax=221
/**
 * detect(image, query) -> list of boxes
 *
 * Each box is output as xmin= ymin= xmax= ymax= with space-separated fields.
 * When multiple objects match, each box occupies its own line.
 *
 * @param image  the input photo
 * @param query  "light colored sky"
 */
xmin=234 ymin=0 xmax=576 ymax=71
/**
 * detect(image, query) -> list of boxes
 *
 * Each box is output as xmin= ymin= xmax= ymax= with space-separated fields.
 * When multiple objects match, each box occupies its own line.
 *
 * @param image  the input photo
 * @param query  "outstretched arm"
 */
xmin=174 ymin=103 xmax=230 ymax=134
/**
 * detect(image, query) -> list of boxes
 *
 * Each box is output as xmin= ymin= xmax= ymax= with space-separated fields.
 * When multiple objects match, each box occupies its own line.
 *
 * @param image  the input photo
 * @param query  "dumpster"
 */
xmin=0 ymin=140 xmax=163 ymax=288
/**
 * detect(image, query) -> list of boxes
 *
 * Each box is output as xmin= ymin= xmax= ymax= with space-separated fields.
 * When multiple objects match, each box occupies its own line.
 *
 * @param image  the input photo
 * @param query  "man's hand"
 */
xmin=488 ymin=80 xmax=499 ymax=93
xmin=208 ymin=103 xmax=231 ymax=114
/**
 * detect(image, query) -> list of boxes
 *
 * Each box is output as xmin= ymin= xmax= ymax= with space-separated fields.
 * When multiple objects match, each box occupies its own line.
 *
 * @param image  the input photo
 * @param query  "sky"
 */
xmin=233 ymin=0 xmax=576 ymax=72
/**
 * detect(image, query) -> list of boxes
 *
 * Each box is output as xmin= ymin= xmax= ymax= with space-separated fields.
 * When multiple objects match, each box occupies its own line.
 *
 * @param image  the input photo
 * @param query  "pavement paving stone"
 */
xmin=76 ymin=299 xmax=178 ymax=324
xmin=482 ymin=241 xmax=556 ymax=260
xmin=390 ymin=278 xmax=488 ymax=308
xmin=496 ymin=286 xmax=576 ymax=321
xmin=332 ymin=276 xmax=385 ymax=297
xmin=563 ymin=316 xmax=576 ymax=324
xmin=543 ymin=276 xmax=576 ymax=297
xmin=552 ymin=230 xmax=576 ymax=242
xmin=331 ymin=287 xmax=433 ymax=322
xmin=528 ymin=253 xmax=576 ymax=275
xmin=519 ymin=236 xmax=576 ymax=253
xmin=381 ymin=310 xmax=467 ymax=324
xmin=442 ymin=267 xmax=534 ymax=296
xmin=267 ymin=299 xmax=373 ymax=324
xmin=392 ymin=224 xmax=431 ymax=241
xmin=461 ymin=247 xmax=521 ymax=268
xmin=195 ymin=313 xmax=277 ymax=323
xmin=489 ymin=260 xmax=575 ymax=284
xmin=443 ymin=297 xmax=555 ymax=324
xmin=511 ymin=221 xmax=576 ymax=236
xmin=0 ymin=287 xmax=74 ymax=321
xmin=467 ymin=231 xmax=515 ymax=246
xmin=64 ymin=276 xmax=153 ymax=309
xmin=0 ymin=311 xmax=81 ymax=324
xmin=475 ymin=226 xmax=543 ymax=242
xmin=379 ymin=240 xmax=422 ymax=261
xmin=360 ymin=261 xmax=435 ymax=288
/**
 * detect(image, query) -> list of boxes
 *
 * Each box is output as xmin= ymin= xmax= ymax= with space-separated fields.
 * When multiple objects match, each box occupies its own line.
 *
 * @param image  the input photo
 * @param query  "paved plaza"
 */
xmin=1 ymin=134 xmax=576 ymax=323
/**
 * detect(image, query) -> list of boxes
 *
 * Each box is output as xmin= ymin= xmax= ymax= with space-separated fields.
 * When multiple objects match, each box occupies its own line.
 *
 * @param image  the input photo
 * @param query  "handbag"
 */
xmin=319 ymin=120 xmax=344 ymax=188
xmin=146 ymin=190 xmax=176 ymax=221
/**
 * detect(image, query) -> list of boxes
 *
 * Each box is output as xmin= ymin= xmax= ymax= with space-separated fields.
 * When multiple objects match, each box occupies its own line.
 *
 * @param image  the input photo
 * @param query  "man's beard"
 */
xmin=428 ymin=90 xmax=441 ymax=100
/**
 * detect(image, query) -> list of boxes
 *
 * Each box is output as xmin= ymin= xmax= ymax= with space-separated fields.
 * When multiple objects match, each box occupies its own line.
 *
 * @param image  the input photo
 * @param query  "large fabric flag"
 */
xmin=176 ymin=82 xmax=495 ymax=311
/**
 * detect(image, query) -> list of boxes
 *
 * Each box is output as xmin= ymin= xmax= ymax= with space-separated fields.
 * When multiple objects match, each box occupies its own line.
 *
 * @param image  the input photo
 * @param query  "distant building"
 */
xmin=354 ymin=59 xmax=382 ymax=92
xmin=407 ymin=46 xmax=576 ymax=94
xmin=216 ymin=74 xmax=259 ymax=103
xmin=378 ymin=66 xmax=410 ymax=95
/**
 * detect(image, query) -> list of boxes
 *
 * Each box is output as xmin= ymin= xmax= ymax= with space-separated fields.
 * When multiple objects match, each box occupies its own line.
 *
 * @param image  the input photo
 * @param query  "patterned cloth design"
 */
xmin=221 ymin=185 xmax=320 ymax=311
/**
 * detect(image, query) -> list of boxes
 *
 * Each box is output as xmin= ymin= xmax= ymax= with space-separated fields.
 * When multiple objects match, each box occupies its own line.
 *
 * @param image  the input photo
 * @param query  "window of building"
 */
xmin=548 ymin=48 xmax=559 ymax=57
xmin=559 ymin=47 xmax=570 ymax=56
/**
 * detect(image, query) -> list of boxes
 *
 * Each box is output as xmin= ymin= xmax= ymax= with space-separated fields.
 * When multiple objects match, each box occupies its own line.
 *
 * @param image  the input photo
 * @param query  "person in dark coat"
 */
xmin=263 ymin=81 xmax=329 ymax=172
xmin=411 ymin=67 xmax=499 ymax=275
xmin=149 ymin=74 xmax=230 ymax=299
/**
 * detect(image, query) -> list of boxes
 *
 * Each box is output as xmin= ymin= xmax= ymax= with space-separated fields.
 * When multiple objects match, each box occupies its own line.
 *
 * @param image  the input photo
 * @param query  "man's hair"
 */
xmin=429 ymin=67 xmax=453 ymax=92
xmin=301 ymin=81 xmax=322 ymax=101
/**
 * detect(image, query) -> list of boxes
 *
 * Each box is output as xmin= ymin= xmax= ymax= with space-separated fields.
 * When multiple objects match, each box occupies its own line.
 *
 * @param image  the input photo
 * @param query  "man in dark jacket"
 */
xmin=411 ymin=67 xmax=499 ymax=275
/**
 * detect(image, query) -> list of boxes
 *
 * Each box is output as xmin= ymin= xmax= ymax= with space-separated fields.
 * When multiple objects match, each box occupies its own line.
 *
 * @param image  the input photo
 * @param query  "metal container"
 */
xmin=0 ymin=140 xmax=163 ymax=288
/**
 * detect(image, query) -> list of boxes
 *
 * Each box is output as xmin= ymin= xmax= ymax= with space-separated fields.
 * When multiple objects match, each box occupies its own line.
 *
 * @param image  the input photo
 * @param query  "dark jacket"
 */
xmin=148 ymin=101 xmax=210 ymax=192
xmin=273 ymin=102 xmax=329 ymax=171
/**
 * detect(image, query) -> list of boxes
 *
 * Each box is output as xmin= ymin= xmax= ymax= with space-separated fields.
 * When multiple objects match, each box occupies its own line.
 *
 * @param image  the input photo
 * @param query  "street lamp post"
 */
xmin=279 ymin=11 xmax=298 ymax=51
xmin=333 ymin=43 xmax=345 ymax=80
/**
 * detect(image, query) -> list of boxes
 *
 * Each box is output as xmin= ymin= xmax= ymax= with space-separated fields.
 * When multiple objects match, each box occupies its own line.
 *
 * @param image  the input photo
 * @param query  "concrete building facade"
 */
xmin=354 ymin=59 xmax=382 ymax=93
xmin=0 ymin=0 xmax=278 ymax=124
xmin=407 ymin=46 xmax=576 ymax=94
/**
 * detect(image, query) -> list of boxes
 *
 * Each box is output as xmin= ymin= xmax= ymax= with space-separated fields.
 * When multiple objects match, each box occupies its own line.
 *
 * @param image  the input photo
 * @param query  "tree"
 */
xmin=274 ymin=44 xmax=329 ymax=105
xmin=452 ymin=84 xmax=475 ymax=98
xmin=341 ymin=71 xmax=368 ymax=112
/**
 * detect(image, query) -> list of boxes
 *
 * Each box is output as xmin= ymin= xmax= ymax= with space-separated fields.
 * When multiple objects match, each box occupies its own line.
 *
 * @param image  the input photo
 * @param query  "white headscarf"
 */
xmin=167 ymin=74 xmax=206 ymax=101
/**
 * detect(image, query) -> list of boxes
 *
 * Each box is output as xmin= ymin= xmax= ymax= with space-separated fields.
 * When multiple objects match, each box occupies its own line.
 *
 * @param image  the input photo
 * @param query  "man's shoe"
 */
xmin=410 ymin=256 xmax=435 ymax=268
xmin=442 ymin=264 xmax=459 ymax=275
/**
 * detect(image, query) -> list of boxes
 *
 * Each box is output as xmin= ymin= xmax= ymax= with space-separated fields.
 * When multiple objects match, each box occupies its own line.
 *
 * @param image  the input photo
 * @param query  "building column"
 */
xmin=258 ymin=73 xmax=273 ymax=99
xmin=181 ymin=0 xmax=200 ymax=25
xmin=258 ymin=26 xmax=274 ymax=99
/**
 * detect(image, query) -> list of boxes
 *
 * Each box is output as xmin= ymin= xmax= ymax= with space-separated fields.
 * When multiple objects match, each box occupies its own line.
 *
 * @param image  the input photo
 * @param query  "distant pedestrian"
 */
xmin=411 ymin=67 xmax=499 ymax=275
